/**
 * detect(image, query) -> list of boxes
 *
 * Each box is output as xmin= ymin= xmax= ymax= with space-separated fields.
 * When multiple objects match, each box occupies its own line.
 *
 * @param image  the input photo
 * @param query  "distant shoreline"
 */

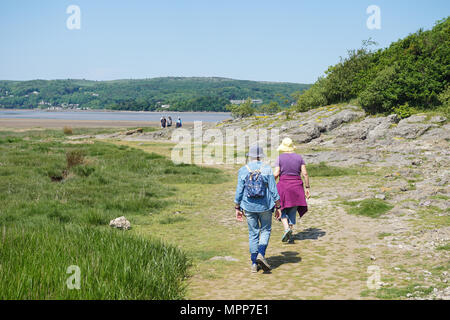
xmin=0 ymin=108 xmax=231 ymax=115
xmin=0 ymin=108 xmax=232 ymax=127
xmin=0 ymin=118 xmax=173 ymax=129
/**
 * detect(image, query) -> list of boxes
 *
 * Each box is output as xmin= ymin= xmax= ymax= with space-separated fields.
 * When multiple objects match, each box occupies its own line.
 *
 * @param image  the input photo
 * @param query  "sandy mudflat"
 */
xmin=0 ymin=118 xmax=163 ymax=129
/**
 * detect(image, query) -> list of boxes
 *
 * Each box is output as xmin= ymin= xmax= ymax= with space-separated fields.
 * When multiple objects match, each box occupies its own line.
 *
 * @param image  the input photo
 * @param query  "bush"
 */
xmin=358 ymin=65 xmax=400 ymax=114
xmin=438 ymin=84 xmax=450 ymax=117
xmin=393 ymin=102 xmax=417 ymax=119
xmin=63 ymin=126 xmax=73 ymax=135
xmin=323 ymin=42 xmax=376 ymax=103
xmin=66 ymin=149 xmax=85 ymax=169
xmin=295 ymin=17 xmax=450 ymax=115
xmin=226 ymin=98 xmax=256 ymax=118
xmin=259 ymin=101 xmax=281 ymax=115
xmin=294 ymin=78 xmax=328 ymax=112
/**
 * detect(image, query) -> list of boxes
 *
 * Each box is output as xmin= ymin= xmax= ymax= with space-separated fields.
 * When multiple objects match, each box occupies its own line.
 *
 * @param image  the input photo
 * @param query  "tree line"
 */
xmin=294 ymin=17 xmax=449 ymax=118
xmin=0 ymin=77 xmax=310 ymax=112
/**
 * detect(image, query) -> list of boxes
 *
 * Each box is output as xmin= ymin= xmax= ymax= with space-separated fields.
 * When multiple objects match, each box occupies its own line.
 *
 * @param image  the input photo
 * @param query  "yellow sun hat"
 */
xmin=277 ymin=137 xmax=296 ymax=153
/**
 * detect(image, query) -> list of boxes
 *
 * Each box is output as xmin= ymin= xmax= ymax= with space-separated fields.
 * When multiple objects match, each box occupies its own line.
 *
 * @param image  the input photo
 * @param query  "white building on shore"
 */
xmin=230 ymin=99 xmax=263 ymax=105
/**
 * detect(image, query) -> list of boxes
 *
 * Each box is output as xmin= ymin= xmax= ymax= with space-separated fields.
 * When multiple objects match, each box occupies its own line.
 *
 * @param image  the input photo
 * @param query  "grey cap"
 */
xmin=246 ymin=144 xmax=265 ymax=158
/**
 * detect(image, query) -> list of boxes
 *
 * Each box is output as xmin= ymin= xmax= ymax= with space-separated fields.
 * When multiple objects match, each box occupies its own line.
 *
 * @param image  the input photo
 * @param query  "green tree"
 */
xmin=259 ymin=101 xmax=281 ymax=115
xmin=294 ymin=77 xmax=328 ymax=112
xmin=358 ymin=65 xmax=400 ymax=114
xmin=226 ymin=98 xmax=256 ymax=118
xmin=293 ymin=17 xmax=450 ymax=115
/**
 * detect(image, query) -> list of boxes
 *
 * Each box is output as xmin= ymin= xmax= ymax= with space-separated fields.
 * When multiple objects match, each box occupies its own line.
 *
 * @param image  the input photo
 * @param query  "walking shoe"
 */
xmin=251 ymin=263 xmax=258 ymax=273
xmin=256 ymin=253 xmax=271 ymax=272
xmin=282 ymin=229 xmax=292 ymax=242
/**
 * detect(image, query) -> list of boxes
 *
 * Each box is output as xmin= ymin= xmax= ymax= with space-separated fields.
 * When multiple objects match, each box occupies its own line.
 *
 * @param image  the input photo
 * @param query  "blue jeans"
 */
xmin=281 ymin=206 xmax=298 ymax=225
xmin=245 ymin=210 xmax=272 ymax=261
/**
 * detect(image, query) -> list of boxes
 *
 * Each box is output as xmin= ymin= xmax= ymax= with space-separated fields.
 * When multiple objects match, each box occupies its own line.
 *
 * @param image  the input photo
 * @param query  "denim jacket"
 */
xmin=234 ymin=161 xmax=280 ymax=213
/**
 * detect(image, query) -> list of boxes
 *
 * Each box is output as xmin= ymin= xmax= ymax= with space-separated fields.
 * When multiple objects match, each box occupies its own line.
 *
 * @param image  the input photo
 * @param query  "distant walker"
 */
xmin=176 ymin=117 xmax=182 ymax=128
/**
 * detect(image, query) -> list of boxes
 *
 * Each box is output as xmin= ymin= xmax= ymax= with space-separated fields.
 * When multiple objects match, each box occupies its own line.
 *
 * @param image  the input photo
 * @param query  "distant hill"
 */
xmin=0 ymin=77 xmax=311 ymax=112
xmin=296 ymin=17 xmax=449 ymax=116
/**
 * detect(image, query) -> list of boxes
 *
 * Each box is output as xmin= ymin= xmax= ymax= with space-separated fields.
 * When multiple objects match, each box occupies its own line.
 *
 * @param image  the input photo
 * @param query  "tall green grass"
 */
xmin=0 ymin=132 xmax=226 ymax=226
xmin=0 ymin=223 xmax=189 ymax=299
xmin=0 ymin=130 xmax=227 ymax=299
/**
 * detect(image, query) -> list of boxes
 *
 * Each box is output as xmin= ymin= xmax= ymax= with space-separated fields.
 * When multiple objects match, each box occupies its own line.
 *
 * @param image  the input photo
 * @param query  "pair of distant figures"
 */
xmin=160 ymin=116 xmax=182 ymax=128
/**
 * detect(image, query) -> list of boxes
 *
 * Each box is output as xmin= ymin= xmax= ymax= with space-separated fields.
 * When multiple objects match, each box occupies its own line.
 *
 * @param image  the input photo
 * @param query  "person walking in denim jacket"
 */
xmin=234 ymin=144 xmax=282 ymax=273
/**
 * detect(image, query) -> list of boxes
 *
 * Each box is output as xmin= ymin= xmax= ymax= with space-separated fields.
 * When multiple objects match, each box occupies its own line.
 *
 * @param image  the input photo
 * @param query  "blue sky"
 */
xmin=0 ymin=0 xmax=448 ymax=83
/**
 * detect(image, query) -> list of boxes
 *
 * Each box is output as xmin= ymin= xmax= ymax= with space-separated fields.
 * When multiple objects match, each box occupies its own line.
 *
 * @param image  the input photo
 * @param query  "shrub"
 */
xmin=66 ymin=149 xmax=85 ymax=169
xmin=393 ymin=102 xmax=416 ymax=119
xmin=358 ymin=65 xmax=400 ymax=114
xmin=295 ymin=77 xmax=328 ymax=112
xmin=323 ymin=42 xmax=376 ymax=103
xmin=296 ymin=18 xmax=450 ymax=115
xmin=259 ymin=101 xmax=281 ymax=115
xmin=226 ymin=98 xmax=256 ymax=118
xmin=437 ymin=85 xmax=450 ymax=118
xmin=63 ymin=126 xmax=73 ymax=135
xmin=438 ymin=84 xmax=450 ymax=107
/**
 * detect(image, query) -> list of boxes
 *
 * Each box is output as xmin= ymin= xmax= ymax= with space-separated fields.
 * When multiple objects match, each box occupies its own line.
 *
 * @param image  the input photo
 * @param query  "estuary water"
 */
xmin=0 ymin=109 xmax=232 ymax=123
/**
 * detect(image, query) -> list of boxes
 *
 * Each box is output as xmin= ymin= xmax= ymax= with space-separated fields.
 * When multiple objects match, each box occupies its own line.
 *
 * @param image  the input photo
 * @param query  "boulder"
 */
xmin=398 ymin=114 xmax=427 ymax=124
xmin=335 ymin=114 xmax=396 ymax=142
xmin=387 ymin=114 xmax=400 ymax=123
xmin=430 ymin=116 xmax=447 ymax=124
xmin=391 ymin=123 xmax=432 ymax=139
xmin=279 ymin=120 xmax=301 ymax=132
xmin=321 ymin=110 xmax=365 ymax=132
xmin=109 ymin=216 xmax=131 ymax=230
xmin=366 ymin=115 xmax=399 ymax=141
xmin=289 ymin=123 xmax=321 ymax=143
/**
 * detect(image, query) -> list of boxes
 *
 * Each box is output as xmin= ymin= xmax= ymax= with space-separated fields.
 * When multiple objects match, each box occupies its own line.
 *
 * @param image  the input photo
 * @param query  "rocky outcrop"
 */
xmin=335 ymin=115 xmax=398 ymax=142
xmin=289 ymin=123 xmax=321 ymax=143
xmin=319 ymin=109 xmax=365 ymax=132
xmin=390 ymin=118 xmax=434 ymax=139
xmin=276 ymin=108 xmax=366 ymax=143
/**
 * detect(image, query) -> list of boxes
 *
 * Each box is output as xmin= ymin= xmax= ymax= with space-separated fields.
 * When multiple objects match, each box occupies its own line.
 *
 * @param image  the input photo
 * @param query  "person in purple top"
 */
xmin=273 ymin=137 xmax=310 ymax=243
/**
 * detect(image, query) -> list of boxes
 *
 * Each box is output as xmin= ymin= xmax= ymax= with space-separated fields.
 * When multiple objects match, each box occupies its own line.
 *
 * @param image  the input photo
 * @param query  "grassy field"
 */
xmin=0 ymin=129 xmax=226 ymax=299
xmin=1 ymin=128 xmax=448 ymax=300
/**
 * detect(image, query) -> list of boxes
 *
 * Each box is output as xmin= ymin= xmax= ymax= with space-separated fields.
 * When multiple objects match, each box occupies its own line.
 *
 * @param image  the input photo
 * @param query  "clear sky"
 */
xmin=0 ymin=0 xmax=448 ymax=83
